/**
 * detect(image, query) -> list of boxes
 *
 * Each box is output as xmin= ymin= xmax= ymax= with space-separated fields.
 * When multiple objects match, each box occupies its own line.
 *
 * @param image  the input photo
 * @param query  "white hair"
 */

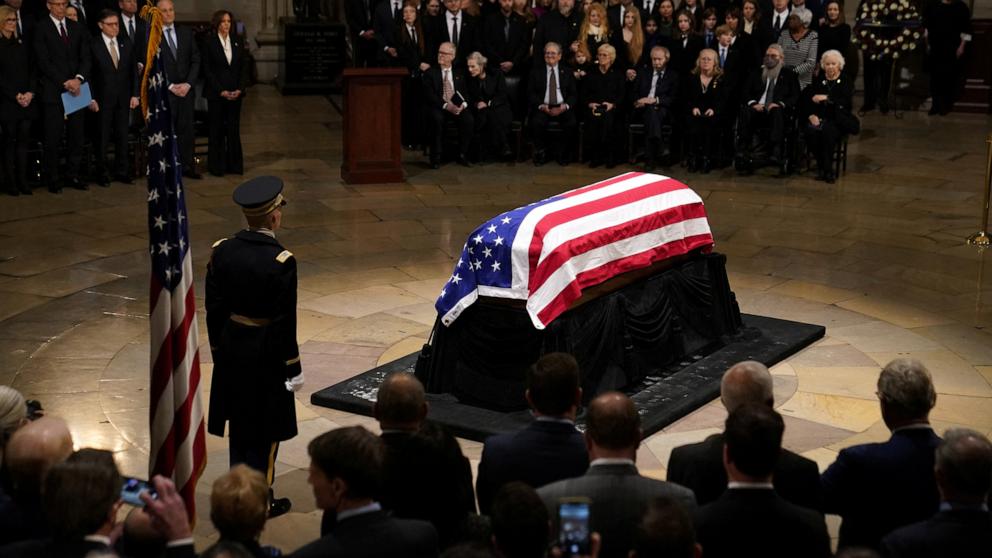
xmin=791 ymin=6 xmax=812 ymax=26
xmin=720 ymin=361 xmax=773 ymax=413
xmin=820 ymin=49 xmax=845 ymax=69
xmin=467 ymin=51 xmax=488 ymax=68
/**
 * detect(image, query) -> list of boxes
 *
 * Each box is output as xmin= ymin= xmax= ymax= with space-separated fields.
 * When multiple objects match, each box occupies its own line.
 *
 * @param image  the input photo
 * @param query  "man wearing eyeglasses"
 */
xmin=423 ymin=41 xmax=474 ymax=169
xmin=527 ymin=42 xmax=577 ymax=166
xmin=90 ymin=9 xmax=139 ymax=187
xmin=34 ymin=0 xmax=91 ymax=193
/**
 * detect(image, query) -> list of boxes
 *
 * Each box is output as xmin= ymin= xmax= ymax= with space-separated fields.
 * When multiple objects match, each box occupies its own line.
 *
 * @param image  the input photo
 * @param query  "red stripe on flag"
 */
xmin=560 ymin=172 xmax=644 ymax=198
xmin=535 ymin=233 xmax=716 ymax=326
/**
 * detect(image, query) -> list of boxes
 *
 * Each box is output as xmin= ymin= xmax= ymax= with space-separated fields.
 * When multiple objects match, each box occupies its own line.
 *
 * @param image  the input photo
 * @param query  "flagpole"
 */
xmin=967 ymin=133 xmax=992 ymax=249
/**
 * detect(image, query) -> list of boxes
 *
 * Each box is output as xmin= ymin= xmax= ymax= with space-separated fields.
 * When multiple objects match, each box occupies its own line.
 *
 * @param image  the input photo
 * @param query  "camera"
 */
xmin=25 ymin=399 xmax=44 ymax=421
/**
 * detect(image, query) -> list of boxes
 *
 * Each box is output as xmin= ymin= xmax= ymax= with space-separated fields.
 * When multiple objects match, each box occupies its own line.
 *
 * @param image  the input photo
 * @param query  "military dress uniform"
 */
xmin=205 ymin=176 xmax=301 ymax=516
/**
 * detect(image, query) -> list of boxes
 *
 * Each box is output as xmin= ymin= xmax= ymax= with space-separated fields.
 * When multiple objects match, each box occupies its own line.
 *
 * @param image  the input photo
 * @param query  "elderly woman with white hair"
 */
xmin=0 ymin=386 xmax=28 ymax=466
xmin=801 ymin=49 xmax=859 ymax=184
xmin=466 ymin=51 xmax=514 ymax=161
xmin=777 ymin=7 xmax=818 ymax=90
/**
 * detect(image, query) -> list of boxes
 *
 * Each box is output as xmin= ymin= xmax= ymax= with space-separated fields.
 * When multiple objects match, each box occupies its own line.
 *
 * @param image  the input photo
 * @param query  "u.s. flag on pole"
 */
xmin=142 ymin=3 xmax=205 ymax=521
xmin=436 ymin=173 xmax=714 ymax=329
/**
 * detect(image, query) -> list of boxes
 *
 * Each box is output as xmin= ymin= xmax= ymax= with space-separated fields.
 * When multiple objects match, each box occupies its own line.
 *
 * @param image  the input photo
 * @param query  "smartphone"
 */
xmin=121 ymin=477 xmax=157 ymax=507
xmin=557 ymin=497 xmax=592 ymax=557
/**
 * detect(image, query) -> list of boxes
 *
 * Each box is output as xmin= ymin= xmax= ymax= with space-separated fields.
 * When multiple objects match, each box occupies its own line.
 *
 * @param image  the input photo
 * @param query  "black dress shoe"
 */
xmin=455 ymin=155 xmax=472 ymax=167
xmin=113 ymin=175 xmax=134 ymax=184
xmin=268 ymin=497 xmax=292 ymax=518
xmin=67 ymin=178 xmax=88 ymax=190
xmin=182 ymin=170 xmax=203 ymax=180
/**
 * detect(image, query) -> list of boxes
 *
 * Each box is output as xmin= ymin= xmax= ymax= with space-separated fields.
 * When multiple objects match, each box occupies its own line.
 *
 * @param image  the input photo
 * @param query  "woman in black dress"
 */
xmin=583 ymin=44 xmax=625 ymax=168
xmin=466 ymin=51 xmax=514 ymax=161
xmin=0 ymin=5 xmax=38 ymax=195
xmin=802 ymin=49 xmax=859 ymax=184
xmin=684 ymin=48 xmax=726 ymax=173
xmin=396 ymin=3 xmax=430 ymax=148
xmin=203 ymin=10 xmax=248 ymax=176
xmin=815 ymin=1 xmax=850 ymax=78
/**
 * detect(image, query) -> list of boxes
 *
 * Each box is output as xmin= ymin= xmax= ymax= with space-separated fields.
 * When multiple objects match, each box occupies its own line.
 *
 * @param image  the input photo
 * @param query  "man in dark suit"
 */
xmin=373 ymin=372 xmax=476 ymax=549
xmin=631 ymin=496 xmax=700 ymax=558
xmin=492 ymin=482 xmax=561 ymax=558
xmin=66 ymin=0 xmax=100 ymax=34
xmin=761 ymin=0 xmax=791 ymax=50
xmin=739 ymin=43 xmax=799 ymax=165
xmin=206 ymin=176 xmax=302 ymax=519
xmin=90 ymin=9 xmax=138 ymax=186
xmin=822 ymin=358 xmax=943 ymax=552
xmin=532 ymin=0 xmax=580 ymax=58
xmin=476 ymin=353 xmax=589 ymax=515
xmin=157 ymin=0 xmax=200 ymax=179
xmin=427 ymin=0 xmax=479 ymax=68
xmin=290 ymin=426 xmax=439 ymax=558
xmin=692 ymin=404 xmax=831 ymax=558
xmin=633 ymin=45 xmax=679 ymax=170
xmin=3 ymin=0 xmax=33 ymax=41
xmin=424 ymin=41 xmax=474 ymax=168
xmin=34 ymin=0 xmax=91 ymax=193
xmin=528 ymin=41 xmax=577 ymax=166
xmin=538 ymin=392 xmax=696 ymax=558
xmin=667 ymin=361 xmax=821 ymax=510
xmin=345 ymin=0 xmax=377 ymax=67
xmin=118 ymin=0 xmax=147 ymax=64
xmin=482 ymin=0 xmax=528 ymax=76
xmin=881 ymin=428 xmax=992 ymax=558
xmin=373 ymin=0 xmax=402 ymax=65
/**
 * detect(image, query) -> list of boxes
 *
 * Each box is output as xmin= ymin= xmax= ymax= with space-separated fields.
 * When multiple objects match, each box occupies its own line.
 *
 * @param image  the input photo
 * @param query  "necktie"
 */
xmin=73 ymin=1 xmax=85 ymax=21
xmin=650 ymin=70 xmax=661 ymax=97
xmin=59 ymin=21 xmax=68 ymax=44
xmin=166 ymin=27 xmax=177 ymax=56
xmin=16 ymin=12 xmax=21 ymax=37
xmin=719 ymin=47 xmax=726 ymax=66
xmin=109 ymin=39 xmax=119 ymax=68
xmin=410 ymin=27 xmax=416 ymax=43
xmin=129 ymin=18 xmax=135 ymax=39
xmin=764 ymin=77 xmax=775 ymax=104
xmin=774 ymin=14 xmax=781 ymax=35
xmin=645 ymin=0 xmax=653 ymax=14
xmin=451 ymin=15 xmax=459 ymax=46
xmin=393 ymin=2 xmax=400 ymax=19
xmin=548 ymin=68 xmax=558 ymax=105
xmin=504 ymin=16 xmax=510 ymax=42
xmin=442 ymin=69 xmax=454 ymax=102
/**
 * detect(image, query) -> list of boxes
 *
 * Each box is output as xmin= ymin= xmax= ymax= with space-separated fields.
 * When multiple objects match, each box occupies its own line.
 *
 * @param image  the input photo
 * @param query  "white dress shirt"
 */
xmin=220 ymin=34 xmax=232 ymax=64
xmin=542 ymin=64 xmax=565 ymax=106
xmin=446 ymin=10 xmax=461 ymax=42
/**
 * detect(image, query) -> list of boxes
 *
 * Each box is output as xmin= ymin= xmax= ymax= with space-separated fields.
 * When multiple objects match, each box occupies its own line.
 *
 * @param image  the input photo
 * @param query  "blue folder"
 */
xmin=61 ymin=82 xmax=92 ymax=117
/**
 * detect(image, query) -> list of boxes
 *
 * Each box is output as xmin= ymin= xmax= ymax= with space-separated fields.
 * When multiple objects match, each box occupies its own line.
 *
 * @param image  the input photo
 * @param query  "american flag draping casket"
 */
xmin=435 ymin=172 xmax=716 ymax=329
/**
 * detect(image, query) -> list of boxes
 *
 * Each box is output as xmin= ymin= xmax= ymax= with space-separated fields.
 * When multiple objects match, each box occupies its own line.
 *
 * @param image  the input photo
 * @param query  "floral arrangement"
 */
xmin=852 ymin=0 xmax=924 ymax=61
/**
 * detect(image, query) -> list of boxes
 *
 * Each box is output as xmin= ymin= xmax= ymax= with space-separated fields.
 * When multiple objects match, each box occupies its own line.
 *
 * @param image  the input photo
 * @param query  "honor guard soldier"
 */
xmin=205 ymin=176 xmax=303 ymax=518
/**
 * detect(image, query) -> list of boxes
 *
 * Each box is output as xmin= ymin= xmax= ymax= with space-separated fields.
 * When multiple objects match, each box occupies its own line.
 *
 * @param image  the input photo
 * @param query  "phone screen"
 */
xmin=557 ymin=500 xmax=591 ymax=557
xmin=121 ymin=477 xmax=156 ymax=507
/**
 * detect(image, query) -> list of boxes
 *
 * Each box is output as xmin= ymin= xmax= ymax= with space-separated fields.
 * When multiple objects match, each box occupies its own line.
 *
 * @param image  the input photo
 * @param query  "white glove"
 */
xmin=285 ymin=373 xmax=305 ymax=392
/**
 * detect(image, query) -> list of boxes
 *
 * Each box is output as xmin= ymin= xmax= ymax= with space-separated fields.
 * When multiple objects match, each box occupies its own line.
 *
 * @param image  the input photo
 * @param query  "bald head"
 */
xmin=720 ymin=361 xmax=773 ymax=413
xmin=374 ymin=373 xmax=428 ymax=431
xmin=5 ymin=416 xmax=73 ymax=494
xmin=586 ymin=392 xmax=641 ymax=456
xmin=121 ymin=508 xmax=167 ymax=557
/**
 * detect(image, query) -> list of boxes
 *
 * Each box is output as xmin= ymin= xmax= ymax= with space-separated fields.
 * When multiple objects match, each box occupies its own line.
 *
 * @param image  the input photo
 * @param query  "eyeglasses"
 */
xmin=544 ymin=51 xmax=560 ymax=56
xmin=101 ymin=20 xmax=119 ymax=26
xmin=3 ymin=18 xmax=16 ymax=22
xmin=48 ymin=1 xmax=68 ymax=6
xmin=439 ymin=51 xmax=455 ymax=56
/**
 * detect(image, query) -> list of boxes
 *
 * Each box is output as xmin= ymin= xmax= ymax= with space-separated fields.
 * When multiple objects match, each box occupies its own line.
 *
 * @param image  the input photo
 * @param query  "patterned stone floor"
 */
xmin=1 ymin=85 xmax=991 ymax=552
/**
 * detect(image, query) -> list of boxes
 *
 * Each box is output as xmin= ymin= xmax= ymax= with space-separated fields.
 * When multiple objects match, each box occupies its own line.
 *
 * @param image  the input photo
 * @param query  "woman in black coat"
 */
xmin=802 ymin=49 xmax=859 ymax=184
xmin=0 ymin=6 xmax=38 ymax=196
xmin=669 ymin=10 xmax=704 ymax=78
xmin=203 ymin=10 xmax=248 ymax=177
xmin=583 ymin=44 xmax=625 ymax=168
xmin=684 ymin=48 xmax=726 ymax=173
xmin=466 ymin=52 xmax=514 ymax=161
xmin=396 ymin=3 xmax=430 ymax=149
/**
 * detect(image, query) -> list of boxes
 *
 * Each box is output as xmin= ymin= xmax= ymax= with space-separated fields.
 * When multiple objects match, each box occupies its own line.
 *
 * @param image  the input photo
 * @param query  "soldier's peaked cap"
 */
xmin=233 ymin=176 xmax=287 ymax=217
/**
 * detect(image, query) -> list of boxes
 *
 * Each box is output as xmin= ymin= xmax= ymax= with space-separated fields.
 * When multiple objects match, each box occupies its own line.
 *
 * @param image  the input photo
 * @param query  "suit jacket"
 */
xmin=395 ymin=24 xmax=428 ymax=74
xmin=744 ymin=66 xmax=800 ymax=109
xmin=538 ymin=462 xmax=696 ymax=558
xmin=89 ymin=33 xmax=138 ymax=109
xmin=693 ymin=488 xmax=831 ymax=558
xmin=532 ymin=9 xmax=581 ymax=57
xmin=821 ymin=427 xmax=942 ymax=551
xmin=13 ymin=8 xmax=35 ymax=42
xmin=715 ymin=42 xmax=746 ymax=95
xmin=668 ymin=33 xmax=703 ymax=76
xmin=379 ymin=426 xmax=476 ymax=549
xmin=476 ymin=420 xmax=589 ymax=514
xmin=289 ymin=509 xmax=438 ymax=558
xmin=880 ymin=508 xmax=992 ymax=558
xmin=205 ymin=230 xmax=301 ymax=444
xmin=119 ymin=13 xmax=148 ymax=59
xmin=202 ymin=32 xmax=248 ymax=99
xmin=427 ymin=10 xmax=480 ymax=66
xmin=527 ymin=63 xmax=578 ymax=110
xmin=373 ymin=0 xmax=401 ymax=54
xmin=482 ymin=11 xmax=529 ymax=73
xmin=667 ymin=432 xmax=821 ymax=510
xmin=344 ymin=0 xmax=374 ymax=36
xmin=423 ymin=65 xmax=471 ymax=110
xmin=33 ymin=16 xmax=91 ymax=104
xmin=762 ymin=7 xmax=792 ymax=50
xmin=160 ymin=25 xmax=200 ymax=86
xmin=0 ymin=35 xmax=39 ymax=121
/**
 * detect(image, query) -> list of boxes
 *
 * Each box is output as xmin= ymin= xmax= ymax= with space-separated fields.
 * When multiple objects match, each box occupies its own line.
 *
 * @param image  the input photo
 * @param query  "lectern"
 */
xmin=340 ymin=68 xmax=407 ymax=184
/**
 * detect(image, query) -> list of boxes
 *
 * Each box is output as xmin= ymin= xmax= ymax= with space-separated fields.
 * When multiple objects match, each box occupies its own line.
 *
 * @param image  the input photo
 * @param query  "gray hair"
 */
xmin=650 ymin=45 xmax=670 ymax=59
xmin=0 ymin=386 xmax=26 ymax=450
xmin=544 ymin=41 xmax=562 ymax=55
xmin=720 ymin=361 xmax=773 ymax=413
xmin=791 ymin=6 xmax=812 ymax=26
xmin=766 ymin=43 xmax=785 ymax=57
xmin=467 ymin=51 xmax=488 ymax=68
xmin=877 ymin=358 xmax=936 ymax=418
xmin=820 ymin=49 xmax=845 ymax=69
xmin=936 ymin=428 xmax=992 ymax=498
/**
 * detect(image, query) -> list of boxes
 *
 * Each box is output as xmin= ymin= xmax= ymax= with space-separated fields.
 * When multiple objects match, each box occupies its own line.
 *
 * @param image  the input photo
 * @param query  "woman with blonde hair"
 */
xmin=211 ymin=464 xmax=281 ymax=557
xmin=684 ymin=48 xmax=725 ymax=173
xmin=583 ymin=43 xmax=624 ymax=168
xmin=0 ymin=386 xmax=28 ymax=464
xmin=577 ymin=1 xmax=611 ymax=64
xmin=617 ymin=5 xmax=644 ymax=77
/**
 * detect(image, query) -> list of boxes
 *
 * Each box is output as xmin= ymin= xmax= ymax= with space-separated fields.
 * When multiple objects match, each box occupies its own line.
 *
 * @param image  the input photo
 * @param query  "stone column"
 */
xmin=255 ymin=0 xmax=294 ymax=82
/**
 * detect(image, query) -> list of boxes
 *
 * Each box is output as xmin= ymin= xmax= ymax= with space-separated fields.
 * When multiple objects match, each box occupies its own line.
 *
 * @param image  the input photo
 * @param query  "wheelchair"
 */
xmin=733 ymin=102 xmax=799 ymax=177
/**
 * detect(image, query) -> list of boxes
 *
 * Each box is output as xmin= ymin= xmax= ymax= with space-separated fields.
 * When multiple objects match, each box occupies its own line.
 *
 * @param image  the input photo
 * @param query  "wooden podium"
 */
xmin=340 ymin=68 xmax=407 ymax=184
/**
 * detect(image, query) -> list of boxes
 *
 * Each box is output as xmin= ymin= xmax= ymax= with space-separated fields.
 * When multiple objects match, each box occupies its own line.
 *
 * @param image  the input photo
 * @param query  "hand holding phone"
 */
xmin=121 ymin=477 xmax=158 ymax=507
xmin=557 ymin=498 xmax=592 ymax=558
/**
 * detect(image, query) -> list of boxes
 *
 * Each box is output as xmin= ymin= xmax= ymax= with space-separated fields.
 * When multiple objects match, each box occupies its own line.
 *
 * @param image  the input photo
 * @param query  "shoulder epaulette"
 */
xmin=276 ymin=250 xmax=293 ymax=263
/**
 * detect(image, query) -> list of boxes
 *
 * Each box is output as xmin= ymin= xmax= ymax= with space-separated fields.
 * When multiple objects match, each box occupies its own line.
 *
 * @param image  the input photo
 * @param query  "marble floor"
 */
xmin=1 ymin=86 xmax=991 ymax=551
